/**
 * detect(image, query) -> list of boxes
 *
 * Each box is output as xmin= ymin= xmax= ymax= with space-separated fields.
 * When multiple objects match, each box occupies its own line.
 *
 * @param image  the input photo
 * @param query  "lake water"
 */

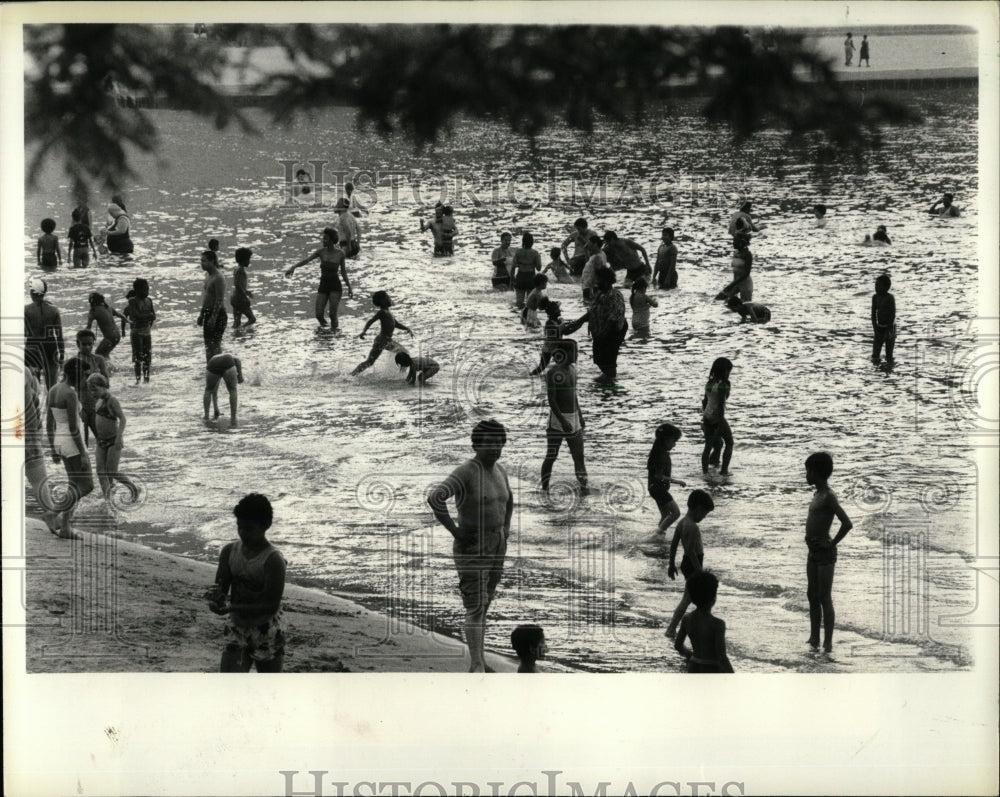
xmin=23 ymin=88 xmax=982 ymax=672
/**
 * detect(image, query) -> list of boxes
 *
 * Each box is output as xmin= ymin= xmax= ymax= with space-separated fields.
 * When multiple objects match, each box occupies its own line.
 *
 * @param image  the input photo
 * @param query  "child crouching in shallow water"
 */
xmin=673 ymin=570 xmax=734 ymax=673
xmin=396 ymin=351 xmax=440 ymax=385
xmin=352 ymin=291 xmax=413 ymax=375
xmin=86 ymin=373 xmax=140 ymax=510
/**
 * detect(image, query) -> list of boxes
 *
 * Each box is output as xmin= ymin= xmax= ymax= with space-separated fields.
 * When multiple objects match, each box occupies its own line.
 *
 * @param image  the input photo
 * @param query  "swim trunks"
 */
xmin=453 ymin=529 xmax=507 ymax=612
xmin=548 ymin=409 xmax=582 ymax=436
xmin=648 ymin=480 xmax=673 ymax=507
xmin=807 ymin=544 xmax=838 ymax=567
xmin=97 ymin=436 xmax=117 ymax=451
xmin=223 ymin=611 xmax=286 ymax=663
xmin=41 ymin=252 xmax=58 ymax=269
xmin=514 ymin=271 xmax=536 ymax=292
xmin=203 ymin=310 xmax=228 ymax=355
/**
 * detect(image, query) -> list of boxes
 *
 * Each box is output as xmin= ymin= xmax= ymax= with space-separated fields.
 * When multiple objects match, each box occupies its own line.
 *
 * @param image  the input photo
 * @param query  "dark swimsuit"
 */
xmin=96 ymin=401 xmax=118 ymax=449
xmin=318 ymin=255 xmax=343 ymax=294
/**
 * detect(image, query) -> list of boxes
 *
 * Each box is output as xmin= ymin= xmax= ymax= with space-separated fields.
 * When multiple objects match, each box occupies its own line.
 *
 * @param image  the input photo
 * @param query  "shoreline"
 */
xmin=22 ymin=517 xmax=571 ymax=673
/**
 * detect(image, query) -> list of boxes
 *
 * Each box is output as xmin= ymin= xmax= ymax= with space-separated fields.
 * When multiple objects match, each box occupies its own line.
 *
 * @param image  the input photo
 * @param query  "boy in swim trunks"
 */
xmin=230 ymin=247 xmax=257 ymax=328
xmin=67 ymin=208 xmax=98 ymax=268
xmin=428 ymin=419 xmax=513 ymax=672
xmin=204 ymin=353 xmax=244 ymax=427
xmin=804 ymin=452 xmax=853 ymax=652
xmin=421 ymin=205 xmax=446 ymax=256
xmin=197 ymin=250 xmax=228 ymax=361
xmin=352 ymin=291 xmax=413 ymax=375
xmin=673 ymin=570 xmax=734 ymax=672
xmin=206 ymin=493 xmax=287 ymax=672
xmin=646 ymin=422 xmax=686 ymax=544
xmin=870 ymin=273 xmax=896 ymax=365
xmin=664 ymin=489 xmax=715 ymax=638
xmin=540 ymin=340 xmax=588 ymax=494
xmin=36 ymin=218 xmax=62 ymax=269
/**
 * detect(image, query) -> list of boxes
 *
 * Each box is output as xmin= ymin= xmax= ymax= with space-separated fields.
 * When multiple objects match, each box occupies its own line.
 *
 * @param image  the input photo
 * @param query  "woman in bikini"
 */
xmin=87 ymin=373 xmax=140 ymax=510
xmin=46 ymin=358 xmax=95 ymax=538
xmin=285 ymin=227 xmax=353 ymax=330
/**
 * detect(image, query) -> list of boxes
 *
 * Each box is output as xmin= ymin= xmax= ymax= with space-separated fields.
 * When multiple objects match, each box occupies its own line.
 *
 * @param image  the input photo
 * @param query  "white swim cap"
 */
xmin=30 ymin=277 xmax=47 ymax=295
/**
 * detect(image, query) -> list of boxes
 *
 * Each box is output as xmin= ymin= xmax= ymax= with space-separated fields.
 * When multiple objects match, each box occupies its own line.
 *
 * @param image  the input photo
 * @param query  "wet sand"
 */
xmin=21 ymin=517 xmax=567 ymax=673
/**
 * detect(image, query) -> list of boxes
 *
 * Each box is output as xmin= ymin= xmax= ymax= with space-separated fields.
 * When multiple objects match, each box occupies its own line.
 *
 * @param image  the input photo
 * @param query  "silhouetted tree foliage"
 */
xmin=25 ymin=23 xmax=921 ymax=202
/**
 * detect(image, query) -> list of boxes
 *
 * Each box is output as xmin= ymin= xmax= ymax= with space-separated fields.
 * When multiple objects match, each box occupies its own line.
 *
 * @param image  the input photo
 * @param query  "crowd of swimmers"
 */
xmin=23 ymin=187 xmax=960 ymax=672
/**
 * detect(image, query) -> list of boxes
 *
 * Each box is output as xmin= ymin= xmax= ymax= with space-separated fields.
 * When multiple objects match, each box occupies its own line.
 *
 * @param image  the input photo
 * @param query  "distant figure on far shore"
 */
xmin=844 ymin=32 xmax=855 ymax=66
xmin=858 ymin=34 xmax=870 ymax=67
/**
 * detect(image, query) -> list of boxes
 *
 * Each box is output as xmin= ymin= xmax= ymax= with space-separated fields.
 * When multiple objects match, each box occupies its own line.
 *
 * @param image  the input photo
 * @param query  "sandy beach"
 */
xmin=21 ymin=517 xmax=565 ymax=674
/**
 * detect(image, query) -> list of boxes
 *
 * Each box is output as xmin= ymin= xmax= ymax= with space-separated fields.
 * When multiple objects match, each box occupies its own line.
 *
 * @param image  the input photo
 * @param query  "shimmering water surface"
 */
xmin=23 ymin=88 xmax=982 ymax=672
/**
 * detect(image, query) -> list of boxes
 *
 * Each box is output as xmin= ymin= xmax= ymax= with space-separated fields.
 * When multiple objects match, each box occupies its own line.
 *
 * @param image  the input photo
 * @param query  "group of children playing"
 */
xmin=29 ymin=187 xmax=929 ymax=672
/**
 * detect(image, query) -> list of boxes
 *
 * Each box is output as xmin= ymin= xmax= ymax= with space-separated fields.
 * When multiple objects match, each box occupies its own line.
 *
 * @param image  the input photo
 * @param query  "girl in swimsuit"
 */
xmin=87 ymin=373 xmax=140 ymax=510
xmin=204 ymin=353 xmax=244 ymax=427
xmin=285 ymin=228 xmax=353 ymax=330
xmin=352 ymin=291 xmax=413 ymax=375
xmin=46 ymin=357 xmax=95 ymax=538
xmin=701 ymin=357 xmax=734 ymax=476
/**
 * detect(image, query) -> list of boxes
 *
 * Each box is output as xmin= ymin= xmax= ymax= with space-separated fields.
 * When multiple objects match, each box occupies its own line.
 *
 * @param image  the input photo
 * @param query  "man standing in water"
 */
xmin=197 ymin=250 xmax=227 ymax=361
xmin=24 ymin=277 xmax=65 ymax=391
xmin=428 ymin=419 xmax=513 ymax=673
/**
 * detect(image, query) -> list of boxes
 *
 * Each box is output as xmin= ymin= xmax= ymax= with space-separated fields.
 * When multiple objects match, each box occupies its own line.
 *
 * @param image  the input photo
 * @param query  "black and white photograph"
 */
xmin=3 ymin=2 xmax=997 ymax=795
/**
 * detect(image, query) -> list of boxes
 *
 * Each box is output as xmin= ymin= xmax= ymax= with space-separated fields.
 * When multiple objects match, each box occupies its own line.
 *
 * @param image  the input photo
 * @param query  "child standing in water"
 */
xmin=803 ymin=452 xmax=853 ymax=652
xmin=646 ymin=423 xmax=686 ymax=543
xmin=529 ymin=300 xmax=589 ymax=376
xmin=512 ymin=232 xmax=542 ymax=309
xmin=871 ymin=273 xmax=896 ymax=365
xmin=123 ymin=278 xmax=156 ymax=384
xmin=701 ymin=357 xmax=734 ymax=476
xmin=491 ymin=232 xmax=515 ymax=290
xmin=86 ymin=373 xmax=140 ymax=510
xmin=629 ymin=277 xmax=658 ymax=339
xmin=664 ymin=489 xmax=715 ymax=638
xmin=813 ymin=204 xmax=827 ymax=228
xmin=67 ymin=208 xmax=98 ymax=268
xmin=673 ymin=571 xmax=734 ymax=673
xmin=352 ymin=291 xmax=413 ymax=375
xmin=522 ymin=273 xmax=549 ymax=329
xmin=36 ymin=218 xmax=62 ymax=270
xmin=542 ymin=247 xmax=574 ymax=284
xmin=652 ymin=227 xmax=678 ymax=290
xmin=87 ymin=292 xmax=125 ymax=359
xmin=230 ymin=248 xmax=257 ymax=329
